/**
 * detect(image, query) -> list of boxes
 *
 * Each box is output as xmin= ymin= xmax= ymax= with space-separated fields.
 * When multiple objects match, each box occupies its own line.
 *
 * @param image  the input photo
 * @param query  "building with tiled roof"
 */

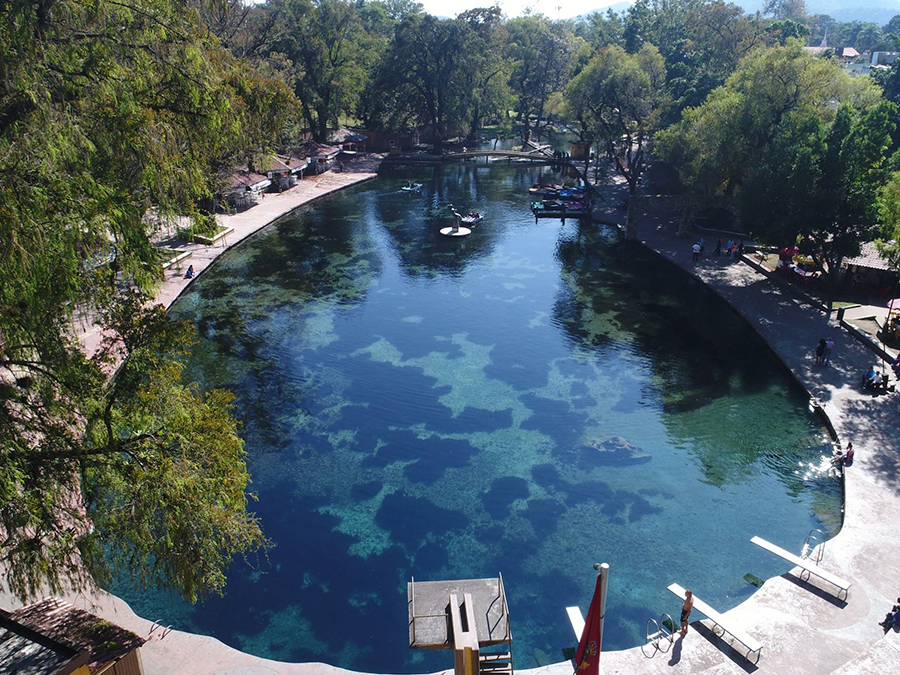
xmin=0 ymin=598 xmax=146 ymax=675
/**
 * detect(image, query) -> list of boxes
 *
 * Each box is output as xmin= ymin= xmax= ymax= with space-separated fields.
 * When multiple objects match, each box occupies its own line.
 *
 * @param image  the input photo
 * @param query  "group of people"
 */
xmin=862 ymin=365 xmax=891 ymax=392
xmin=880 ymin=599 xmax=900 ymax=631
xmin=814 ymin=337 xmax=835 ymax=366
xmin=713 ymin=237 xmax=743 ymax=258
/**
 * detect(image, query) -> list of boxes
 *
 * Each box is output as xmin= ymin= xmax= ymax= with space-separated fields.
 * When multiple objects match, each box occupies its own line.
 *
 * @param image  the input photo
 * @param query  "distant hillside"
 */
xmin=574 ymin=0 xmax=900 ymax=24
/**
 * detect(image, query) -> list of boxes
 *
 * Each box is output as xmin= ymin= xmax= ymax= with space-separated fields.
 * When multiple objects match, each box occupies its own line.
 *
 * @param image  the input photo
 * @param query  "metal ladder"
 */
xmin=801 ymin=529 xmax=826 ymax=564
xmin=641 ymin=613 xmax=675 ymax=658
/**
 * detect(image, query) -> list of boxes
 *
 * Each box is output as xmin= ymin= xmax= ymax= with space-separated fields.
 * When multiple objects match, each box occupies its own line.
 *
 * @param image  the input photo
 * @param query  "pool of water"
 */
xmin=116 ymin=165 xmax=842 ymax=673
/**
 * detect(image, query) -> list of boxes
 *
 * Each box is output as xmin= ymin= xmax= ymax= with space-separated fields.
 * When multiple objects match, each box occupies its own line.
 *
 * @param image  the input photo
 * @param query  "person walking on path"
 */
xmin=714 ymin=238 xmax=722 ymax=256
xmin=823 ymin=337 xmax=835 ymax=366
xmin=692 ymin=242 xmax=701 ymax=261
xmin=815 ymin=338 xmax=826 ymax=365
xmin=680 ymin=589 xmax=694 ymax=636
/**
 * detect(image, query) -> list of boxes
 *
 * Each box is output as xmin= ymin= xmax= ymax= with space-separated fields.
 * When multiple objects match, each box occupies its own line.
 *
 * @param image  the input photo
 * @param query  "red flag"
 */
xmin=575 ymin=574 xmax=604 ymax=675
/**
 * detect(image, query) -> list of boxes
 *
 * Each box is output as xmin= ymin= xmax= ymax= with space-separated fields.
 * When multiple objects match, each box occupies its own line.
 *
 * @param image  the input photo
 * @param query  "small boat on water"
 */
xmin=556 ymin=187 xmax=586 ymax=201
xmin=402 ymin=182 xmax=423 ymax=193
xmin=528 ymin=183 xmax=563 ymax=197
xmin=461 ymin=212 xmax=483 ymax=226
xmin=532 ymin=199 xmax=590 ymax=218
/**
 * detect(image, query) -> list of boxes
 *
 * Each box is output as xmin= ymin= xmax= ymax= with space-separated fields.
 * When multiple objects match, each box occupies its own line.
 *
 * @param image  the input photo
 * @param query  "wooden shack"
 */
xmin=0 ymin=598 xmax=146 ymax=675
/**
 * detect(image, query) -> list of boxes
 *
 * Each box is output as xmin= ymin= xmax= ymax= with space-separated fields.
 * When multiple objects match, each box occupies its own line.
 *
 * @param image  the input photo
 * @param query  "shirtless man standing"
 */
xmin=680 ymin=589 xmax=694 ymax=636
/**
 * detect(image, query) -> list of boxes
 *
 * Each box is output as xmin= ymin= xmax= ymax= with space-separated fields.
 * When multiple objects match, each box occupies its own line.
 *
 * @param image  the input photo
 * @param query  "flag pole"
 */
xmin=593 ymin=563 xmax=609 ymax=656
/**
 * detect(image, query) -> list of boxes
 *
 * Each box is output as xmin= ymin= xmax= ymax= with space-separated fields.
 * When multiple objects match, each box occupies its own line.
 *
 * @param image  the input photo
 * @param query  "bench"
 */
xmin=565 ymin=606 xmax=605 ymax=675
xmin=160 ymin=248 xmax=192 ymax=271
xmin=750 ymin=535 xmax=852 ymax=600
xmin=666 ymin=583 xmax=763 ymax=664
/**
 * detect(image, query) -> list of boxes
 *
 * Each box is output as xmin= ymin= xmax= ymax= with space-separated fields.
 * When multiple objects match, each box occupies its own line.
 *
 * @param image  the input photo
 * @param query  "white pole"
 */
xmin=594 ymin=562 xmax=609 ymax=655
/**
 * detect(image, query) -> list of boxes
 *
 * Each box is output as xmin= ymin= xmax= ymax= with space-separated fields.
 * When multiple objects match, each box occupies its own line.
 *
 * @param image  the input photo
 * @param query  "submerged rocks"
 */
xmin=579 ymin=436 xmax=652 ymax=466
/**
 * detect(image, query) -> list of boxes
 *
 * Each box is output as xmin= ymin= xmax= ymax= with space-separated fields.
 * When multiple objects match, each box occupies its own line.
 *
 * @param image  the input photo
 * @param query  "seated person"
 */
xmin=880 ymin=605 xmax=900 ymax=629
xmin=863 ymin=367 xmax=879 ymax=389
xmin=832 ymin=442 xmax=854 ymax=468
xmin=184 ymin=264 xmax=194 ymax=279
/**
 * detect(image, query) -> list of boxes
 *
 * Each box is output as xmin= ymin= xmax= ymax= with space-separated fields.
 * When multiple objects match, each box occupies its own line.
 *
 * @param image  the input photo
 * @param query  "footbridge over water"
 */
xmin=380 ymin=149 xmax=590 ymax=183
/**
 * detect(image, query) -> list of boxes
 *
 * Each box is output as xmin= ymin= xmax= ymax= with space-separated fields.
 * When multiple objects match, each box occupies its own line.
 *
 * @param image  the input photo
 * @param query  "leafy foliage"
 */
xmin=0 ymin=0 xmax=286 ymax=601
xmin=566 ymin=44 xmax=668 ymax=194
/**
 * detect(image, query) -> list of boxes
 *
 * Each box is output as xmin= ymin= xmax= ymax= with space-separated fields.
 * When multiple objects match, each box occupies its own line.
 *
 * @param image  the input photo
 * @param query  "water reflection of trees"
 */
xmin=171 ymin=195 xmax=381 ymax=456
xmin=551 ymin=222 xmax=827 ymax=488
xmin=373 ymin=164 xmax=570 ymax=278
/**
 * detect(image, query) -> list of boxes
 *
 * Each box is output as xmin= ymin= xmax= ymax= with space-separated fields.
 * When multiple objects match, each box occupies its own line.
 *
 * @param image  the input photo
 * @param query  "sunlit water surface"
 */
xmin=116 ymin=165 xmax=842 ymax=673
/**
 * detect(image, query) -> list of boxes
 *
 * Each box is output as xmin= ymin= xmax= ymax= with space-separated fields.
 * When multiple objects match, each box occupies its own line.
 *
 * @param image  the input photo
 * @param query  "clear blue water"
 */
xmin=117 ymin=165 xmax=842 ymax=673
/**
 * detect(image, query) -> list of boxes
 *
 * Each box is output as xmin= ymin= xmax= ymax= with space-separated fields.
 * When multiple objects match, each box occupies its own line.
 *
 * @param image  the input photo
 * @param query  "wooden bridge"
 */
xmin=380 ymin=149 xmax=588 ymax=181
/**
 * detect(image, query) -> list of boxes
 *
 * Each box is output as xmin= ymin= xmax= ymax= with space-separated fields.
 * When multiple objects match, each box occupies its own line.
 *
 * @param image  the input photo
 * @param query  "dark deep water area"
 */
xmin=115 ymin=164 xmax=842 ymax=673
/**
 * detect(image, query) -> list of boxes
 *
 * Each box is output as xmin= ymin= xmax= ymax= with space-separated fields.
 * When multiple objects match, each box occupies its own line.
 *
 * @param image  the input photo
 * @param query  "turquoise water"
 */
xmin=118 ymin=165 xmax=841 ymax=673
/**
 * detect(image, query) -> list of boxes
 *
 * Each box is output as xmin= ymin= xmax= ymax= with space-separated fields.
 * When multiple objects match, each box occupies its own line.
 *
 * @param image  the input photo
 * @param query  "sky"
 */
xmin=418 ymin=0 xmax=627 ymax=20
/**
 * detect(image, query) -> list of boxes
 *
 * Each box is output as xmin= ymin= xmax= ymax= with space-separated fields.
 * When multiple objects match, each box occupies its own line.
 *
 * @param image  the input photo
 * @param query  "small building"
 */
xmin=297 ymin=141 xmax=341 ymax=174
xmin=0 ymin=597 xmax=146 ymax=675
xmin=329 ymin=129 xmax=368 ymax=156
xmin=836 ymin=46 xmax=860 ymax=60
xmin=264 ymin=154 xmax=309 ymax=191
xmin=872 ymin=51 xmax=899 ymax=66
xmin=225 ymin=166 xmax=271 ymax=210
xmin=843 ymin=241 xmax=898 ymax=293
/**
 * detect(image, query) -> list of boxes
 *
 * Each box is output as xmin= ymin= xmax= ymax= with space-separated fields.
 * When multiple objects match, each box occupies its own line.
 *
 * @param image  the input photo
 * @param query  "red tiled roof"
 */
xmin=8 ymin=598 xmax=145 ymax=670
xmin=844 ymin=241 xmax=894 ymax=271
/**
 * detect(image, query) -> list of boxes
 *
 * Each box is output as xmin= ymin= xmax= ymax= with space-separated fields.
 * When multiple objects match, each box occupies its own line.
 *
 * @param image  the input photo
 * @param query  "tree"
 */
xmin=505 ymin=16 xmax=576 ymax=143
xmin=763 ymin=0 xmax=807 ymax=21
xmin=566 ymin=44 xmax=668 ymax=194
xmin=0 ymin=0 xmax=289 ymax=601
xmin=765 ymin=19 xmax=811 ymax=45
xmin=370 ymin=13 xmax=472 ymax=152
xmin=740 ymin=102 xmax=895 ymax=286
xmin=270 ymin=0 xmax=370 ymax=142
xmin=656 ymin=41 xmax=883 ymax=196
xmin=622 ymin=0 xmax=763 ymax=119
xmin=457 ymin=8 xmax=510 ymax=139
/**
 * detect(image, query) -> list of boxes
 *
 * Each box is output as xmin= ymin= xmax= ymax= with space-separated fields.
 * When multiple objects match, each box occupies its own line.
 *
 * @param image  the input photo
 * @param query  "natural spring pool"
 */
xmin=117 ymin=164 xmax=842 ymax=673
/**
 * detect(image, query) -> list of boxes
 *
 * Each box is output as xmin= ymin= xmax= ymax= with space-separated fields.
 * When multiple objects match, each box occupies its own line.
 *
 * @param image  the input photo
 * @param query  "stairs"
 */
xmin=479 ymin=651 xmax=513 ymax=675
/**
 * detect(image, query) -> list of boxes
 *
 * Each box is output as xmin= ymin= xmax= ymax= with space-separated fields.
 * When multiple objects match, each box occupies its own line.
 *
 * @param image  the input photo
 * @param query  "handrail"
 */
xmin=499 ymin=572 xmax=512 ymax=641
xmin=409 ymin=577 xmax=416 ymax=645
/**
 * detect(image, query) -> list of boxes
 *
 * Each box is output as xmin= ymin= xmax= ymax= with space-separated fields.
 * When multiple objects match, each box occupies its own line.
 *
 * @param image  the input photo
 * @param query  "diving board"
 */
xmin=751 ymin=535 xmax=851 ymax=600
xmin=666 ymin=584 xmax=762 ymax=664
xmin=565 ymin=606 xmax=605 ymax=675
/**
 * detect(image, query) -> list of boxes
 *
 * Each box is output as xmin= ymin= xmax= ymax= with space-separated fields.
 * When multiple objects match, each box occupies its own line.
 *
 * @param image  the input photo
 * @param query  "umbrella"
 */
xmin=887 ymin=298 xmax=900 ymax=311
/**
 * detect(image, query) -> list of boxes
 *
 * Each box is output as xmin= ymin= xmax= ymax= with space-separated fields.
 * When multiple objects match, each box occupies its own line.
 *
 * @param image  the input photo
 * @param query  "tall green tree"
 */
xmin=270 ymin=0 xmax=370 ymax=142
xmin=505 ymin=16 xmax=575 ymax=143
xmin=740 ymin=102 xmax=896 ymax=286
xmin=566 ymin=44 xmax=668 ymax=194
xmin=457 ymin=7 xmax=510 ymax=139
xmin=656 ymin=41 xmax=882 ymax=196
xmin=371 ymin=13 xmax=471 ymax=151
xmin=622 ymin=0 xmax=763 ymax=118
xmin=0 ymin=0 xmax=290 ymax=601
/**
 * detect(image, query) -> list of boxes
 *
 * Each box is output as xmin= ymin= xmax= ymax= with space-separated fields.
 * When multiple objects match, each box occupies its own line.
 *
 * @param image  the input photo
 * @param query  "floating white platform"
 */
xmin=440 ymin=226 xmax=472 ymax=237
